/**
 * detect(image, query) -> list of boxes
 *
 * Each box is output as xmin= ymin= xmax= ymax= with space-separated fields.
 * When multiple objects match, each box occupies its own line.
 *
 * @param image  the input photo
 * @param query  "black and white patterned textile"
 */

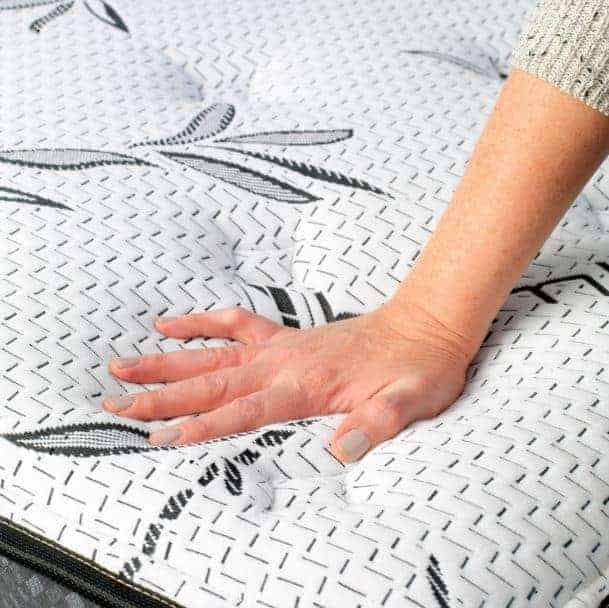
xmin=2 ymin=1 xmax=609 ymax=606
xmin=0 ymin=556 xmax=99 ymax=608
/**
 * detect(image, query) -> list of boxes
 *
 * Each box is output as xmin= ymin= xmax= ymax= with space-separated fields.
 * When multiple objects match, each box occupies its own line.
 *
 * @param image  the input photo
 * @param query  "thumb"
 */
xmin=329 ymin=378 xmax=436 ymax=463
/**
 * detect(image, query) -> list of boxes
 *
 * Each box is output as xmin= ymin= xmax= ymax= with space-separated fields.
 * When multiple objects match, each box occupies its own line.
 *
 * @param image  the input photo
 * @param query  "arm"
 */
xmin=391 ymin=68 xmax=609 ymax=357
xmin=397 ymin=0 xmax=609 ymax=352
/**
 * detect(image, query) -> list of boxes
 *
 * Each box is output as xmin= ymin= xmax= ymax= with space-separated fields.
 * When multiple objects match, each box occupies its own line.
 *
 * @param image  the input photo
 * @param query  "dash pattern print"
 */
xmin=0 ymin=105 xmax=386 ymax=208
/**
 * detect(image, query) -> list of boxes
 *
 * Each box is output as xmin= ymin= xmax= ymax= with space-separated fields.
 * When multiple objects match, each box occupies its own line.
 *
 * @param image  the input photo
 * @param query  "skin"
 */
xmin=104 ymin=70 xmax=609 ymax=462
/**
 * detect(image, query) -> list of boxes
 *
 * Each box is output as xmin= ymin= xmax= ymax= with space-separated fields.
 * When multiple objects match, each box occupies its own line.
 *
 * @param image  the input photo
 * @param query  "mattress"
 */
xmin=2 ymin=0 xmax=609 ymax=606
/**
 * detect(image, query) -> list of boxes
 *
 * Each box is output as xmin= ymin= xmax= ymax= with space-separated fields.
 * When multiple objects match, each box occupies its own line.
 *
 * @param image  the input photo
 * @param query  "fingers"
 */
xmin=103 ymin=364 xmax=265 ymax=421
xmin=329 ymin=378 xmax=437 ymax=463
xmin=108 ymin=344 xmax=251 ymax=384
xmin=155 ymin=307 xmax=286 ymax=344
xmin=148 ymin=383 xmax=300 ymax=446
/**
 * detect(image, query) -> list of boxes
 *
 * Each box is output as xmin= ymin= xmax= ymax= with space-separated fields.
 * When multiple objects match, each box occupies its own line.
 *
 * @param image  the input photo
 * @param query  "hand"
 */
xmin=104 ymin=302 xmax=474 ymax=462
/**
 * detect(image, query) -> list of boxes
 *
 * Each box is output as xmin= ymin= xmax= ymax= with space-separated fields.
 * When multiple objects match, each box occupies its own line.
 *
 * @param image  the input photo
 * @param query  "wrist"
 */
xmin=375 ymin=293 xmax=482 ymax=368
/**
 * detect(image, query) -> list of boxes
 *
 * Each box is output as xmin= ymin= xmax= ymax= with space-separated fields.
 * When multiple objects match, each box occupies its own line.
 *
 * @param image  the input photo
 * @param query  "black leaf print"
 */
xmin=217 ymin=128 xmax=353 ymax=146
xmin=219 ymin=147 xmax=386 ymax=195
xmin=196 ymin=423 xmax=313 ymax=495
xmin=159 ymin=489 xmax=194 ymax=521
xmin=83 ymin=0 xmax=128 ymax=33
xmin=334 ymin=311 xmax=359 ymax=321
xmin=0 ymin=0 xmax=59 ymax=9
xmin=161 ymin=151 xmax=318 ymax=203
xmin=142 ymin=523 xmax=163 ymax=556
xmin=404 ymin=49 xmax=496 ymax=79
xmin=0 ymin=148 xmax=152 ymax=170
xmin=121 ymin=421 xmax=313 ymax=581
xmin=130 ymin=103 xmax=236 ymax=148
xmin=199 ymin=462 xmax=220 ymax=487
xmin=141 ymin=489 xmax=193 ymax=558
xmin=223 ymin=458 xmax=243 ymax=495
xmin=1 ymin=422 xmax=153 ymax=457
xmin=0 ymin=186 xmax=70 ymax=210
xmin=427 ymin=554 xmax=450 ymax=608
xmin=512 ymin=266 xmax=609 ymax=303
xmin=315 ymin=290 xmax=360 ymax=324
xmin=255 ymin=427 xmax=300 ymax=448
xmin=235 ymin=447 xmax=260 ymax=465
xmin=29 ymin=0 xmax=73 ymax=32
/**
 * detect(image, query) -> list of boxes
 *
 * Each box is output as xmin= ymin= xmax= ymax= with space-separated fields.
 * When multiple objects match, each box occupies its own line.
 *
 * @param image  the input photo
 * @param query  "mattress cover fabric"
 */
xmin=0 ymin=554 xmax=97 ymax=608
xmin=2 ymin=1 xmax=609 ymax=606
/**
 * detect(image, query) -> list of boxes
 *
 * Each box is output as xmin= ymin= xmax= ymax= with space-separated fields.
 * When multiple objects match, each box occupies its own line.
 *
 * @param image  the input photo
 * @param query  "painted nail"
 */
xmin=334 ymin=429 xmax=370 ymax=462
xmin=105 ymin=394 xmax=135 ymax=412
xmin=112 ymin=357 xmax=140 ymax=370
xmin=149 ymin=426 xmax=182 ymax=447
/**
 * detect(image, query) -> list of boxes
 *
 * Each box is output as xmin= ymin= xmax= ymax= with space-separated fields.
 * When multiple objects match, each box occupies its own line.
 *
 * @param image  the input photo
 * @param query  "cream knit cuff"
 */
xmin=512 ymin=0 xmax=609 ymax=116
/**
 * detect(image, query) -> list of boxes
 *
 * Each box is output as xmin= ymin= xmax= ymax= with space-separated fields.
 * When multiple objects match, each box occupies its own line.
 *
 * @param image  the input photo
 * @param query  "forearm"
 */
xmin=390 ymin=69 xmax=609 ymax=357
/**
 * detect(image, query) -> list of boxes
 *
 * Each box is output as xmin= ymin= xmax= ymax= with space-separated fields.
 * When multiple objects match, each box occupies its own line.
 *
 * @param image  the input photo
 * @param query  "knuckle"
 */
xmin=368 ymin=397 xmax=404 ymax=432
xmin=205 ymin=345 xmax=240 ymax=368
xmin=144 ymin=353 xmax=168 ymax=376
xmin=234 ymin=395 xmax=264 ymax=430
xmin=273 ymin=371 xmax=300 ymax=396
xmin=147 ymin=381 xmax=189 ymax=420
xmin=225 ymin=306 xmax=250 ymax=326
xmin=402 ymin=372 xmax=432 ymax=398
xmin=203 ymin=347 xmax=222 ymax=367
xmin=226 ymin=345 xmax=249 ymax=366
xmin=277 ymin=374 xmax=318 ymax=418
xmin=203 ymin=372 xmax=228 ymax=398
xmin=267 ymin=345 xmax=293 ymax=365
xmin=141 ymin=391 xmax=165 ymax=420
xmin=389 ymin=373 xmax=437 ymax=409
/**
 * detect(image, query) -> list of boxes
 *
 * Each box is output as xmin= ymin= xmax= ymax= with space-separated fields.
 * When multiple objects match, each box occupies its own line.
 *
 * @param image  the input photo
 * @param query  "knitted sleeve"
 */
xmin=512 ymin=0 xmax=609 ymax=115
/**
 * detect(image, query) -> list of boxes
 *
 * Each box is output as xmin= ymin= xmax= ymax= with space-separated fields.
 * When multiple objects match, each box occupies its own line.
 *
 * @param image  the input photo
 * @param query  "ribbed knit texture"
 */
xmin=513 ymin=0 xmax=609 ymax=115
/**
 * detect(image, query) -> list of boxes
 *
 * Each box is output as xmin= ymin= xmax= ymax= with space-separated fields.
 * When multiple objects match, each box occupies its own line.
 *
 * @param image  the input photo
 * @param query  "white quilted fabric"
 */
xmin=2 ymin=1 xmax=609 ymax=606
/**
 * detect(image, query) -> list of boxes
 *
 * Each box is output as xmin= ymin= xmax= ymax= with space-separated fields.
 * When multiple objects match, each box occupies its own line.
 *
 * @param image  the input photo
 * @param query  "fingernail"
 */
xmin=105 ymin=394 xmax=135 ymax=412
xmin=149 ymin=426 xmax=182 ymax=447
xmin=112 ymin=357 xmax=140 ymax=370
xmin=156 ymin=315 xmax=179 ymax=324
xmin=334 ymin=429 xmax=370 ymax=462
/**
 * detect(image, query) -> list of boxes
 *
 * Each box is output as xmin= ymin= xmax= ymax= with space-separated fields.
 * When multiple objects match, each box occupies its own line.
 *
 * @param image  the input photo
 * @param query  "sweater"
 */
xmin=513 ymin=0 xmax=609 ymax=115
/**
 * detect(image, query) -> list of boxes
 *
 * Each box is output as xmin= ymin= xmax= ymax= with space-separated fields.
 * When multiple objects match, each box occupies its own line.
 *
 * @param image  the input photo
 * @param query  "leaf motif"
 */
xmin=29 ymin=0 xmax=74 ymax=33
xmin=121 ymin=421 xmax=309 ymax=580
xmin=159 ymin=489 xmax=193 ymax=521
xmin=0 ymin=186 xmax=70 ymax=210
xmin=216 ymin=129 xmax=353 ymax=146
xmin=219 ymin=147 xmax=387 ymax=195
xmin=0 ymin=0 xmax=59 ymax=9
xmin=1 ymin=422 xmax=154 ymax=456
xmin=130 ymin=103 xmax=235 ymax=148
xmin=254 ymin=428 xmax=296 ymax=448
xmin=404 ymin=49 xmax=494 ymax=78
xmin=427 ymin=554 xmax=450 ymax=608
xmin=223 ymin=458 xmax=243 ymax=495
xmin=83 ymin=0 xmax=128 ymax=32
xmin=335 ymin=311 xmax=359 ymax=321
xmin=162 ymin=151 xmax=318 ymax=203
xmin=0 ymin=148 xmax=152 ymax=170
